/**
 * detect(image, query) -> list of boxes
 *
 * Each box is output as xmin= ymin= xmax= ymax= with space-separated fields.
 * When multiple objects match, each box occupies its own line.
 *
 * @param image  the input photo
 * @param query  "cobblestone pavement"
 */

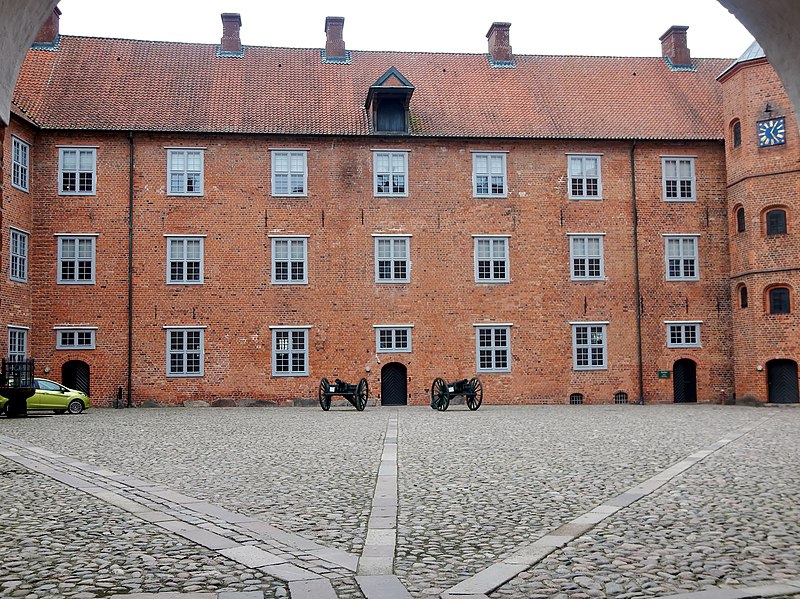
xmin=1 ymin=404 xmax=798 ymax=599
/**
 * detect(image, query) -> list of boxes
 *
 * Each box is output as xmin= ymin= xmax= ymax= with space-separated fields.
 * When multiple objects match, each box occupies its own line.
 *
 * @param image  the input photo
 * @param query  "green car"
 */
xmin=0 ymin=378 xmax=90 ymax=415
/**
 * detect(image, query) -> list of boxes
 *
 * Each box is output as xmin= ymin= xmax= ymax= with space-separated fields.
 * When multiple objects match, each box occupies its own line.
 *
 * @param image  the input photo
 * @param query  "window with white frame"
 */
xmin=666 ymin=322 xmax=701 ymax=348
xmin=59 ymin=148 xmax=96 ymax=195
xmin=166 ymin=328 xmax=204 ymax=377
xmin=168 ymin=149 xmax=204 ymax=195
xmin=375 ymin=236 xmax=410 ymax=283
xmin=572 ymin=323 xmax=608 ymax=370
xmin=475 ymin=325 xmax=511 ymax=372
xmin=56 ymin=328 xmax=96 ymax=350
xmin=272 ymin=327 xmax=309 ymax=376
xmin=10 ymin=228 xmax=29 ymax=283
xmin=57 ymin=235 xmax=96 ymax=284
xmin=473 ymin=152 xmax=507 ymax=197
xmin=167 ymin=237 xmax=204 ymax=284
xmin=271 ymin=237 xmax=308 ymax=284
xmin=11 ymin=137 xmax=29 ymax=192
xmin=8 ymin=327 xmax=27 ymax=362
xmin=375 ymin=326 xmax=412 ymax=353
xmin=271 ymin=150 xmax=307 ymax=196
xmin=569 ymin=234 xmax=605 ymax=280
xmin=662 ymin=157 xmax=695 ymax=201
xmin=474 ymin=236 xmax=509 ymax=283
xmin=664 ymin=235 xmax=699 ymax=281
xmin=568 ymin=154 xmax=602 ymax=199
xmin=373 ymin=151 xmax=408 ymax=197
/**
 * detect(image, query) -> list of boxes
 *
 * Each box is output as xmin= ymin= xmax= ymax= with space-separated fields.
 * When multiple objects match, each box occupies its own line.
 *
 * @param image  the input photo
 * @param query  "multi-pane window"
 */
xmin=476 ymin=326 xmax=511 ymax=373
xmin=569 ymin=235 xmax=604 ymax=280
xmin=766 ymin=209 xmax=787 ymax=236
xmin=474 ymin=237 xmax=509 ymax=283
xmin=59 ymin=148 xmax=96 ymax=195
xmin=168 ymin=237 xmax=204 ymax=284
xmin=736 ymin=207 xmax=746 ymax=233
xmin=572 ymin=323 xmax=607 ymax=370
xmin=568 ymin=155 xmax=601 ymax=199
xmin=11 ymin=137 xmax=29 ymax=192
xmin=168 ymin=149 xmax=203 ymax=195
xmin=57 ymin=235 xmax=96 ymax=284
xmin=666 ymin=322 xmax=701 ymax=348
xmin=8 ymin=327 xmax=27 ymax=362
xmin=272 ymin=327 xmax=308 ymax=376
xmin=56 ymin=328 xmax=96 ymax=350
xmin=769 ymin=287 xmax=791 ymax=314
xmin=375 ymin=326 xmax=412 ymax=353
xmin=271 ymin=150 xmax=307 ymax=196
xmin=664 ymin=236 xmax=699 ymax=281
xmin=10 ymin=228 xmax=29 ymax=283
xmin=375 ymin=236 xmax=410 ymax=283
xmin=740 ymin=285 xmax=749 ymax=308
xmin=662 ymin=157 xmax=696 ymax=201
xmin=373 ymin=151 xmax=408 ymax=197
xmin=472 ymin=153 xmax=507 ymax=197
xmin=732 ymin=120 xmax=742 ymax=148
xmin=271 ymin=237 xmax=308 ymax=284
xmin=166 ymin=328 xmax=204 ymax=376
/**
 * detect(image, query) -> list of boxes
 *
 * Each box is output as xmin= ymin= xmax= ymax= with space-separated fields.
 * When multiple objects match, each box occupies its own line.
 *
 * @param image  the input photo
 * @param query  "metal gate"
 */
xmin=62 ymin=360 xmax=90 ymax=396
xmin=380 ymin=362 xmax=407 ymax=406
xmin=673 ymin=359 xmax=697 ymax=403
xmin=767 ymin=360 xmax=799 ymax=404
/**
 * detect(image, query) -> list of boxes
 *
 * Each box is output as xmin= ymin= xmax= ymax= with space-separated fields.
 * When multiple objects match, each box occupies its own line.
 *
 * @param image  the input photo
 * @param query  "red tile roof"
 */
xmin=12 ymin=36 xmax=732 ymax=140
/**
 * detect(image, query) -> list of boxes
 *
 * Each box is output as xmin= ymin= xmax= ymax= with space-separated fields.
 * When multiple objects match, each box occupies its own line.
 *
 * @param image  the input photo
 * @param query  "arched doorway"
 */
xmin=767 ymin=359 xmax=799 ymax=404
xmin=62 ymin=360 xmax=90 ymax=396
xmin=380 ymin=362 xmax=407 ymax=406
xmin=673 ymin=359 xmax=697 ymax=403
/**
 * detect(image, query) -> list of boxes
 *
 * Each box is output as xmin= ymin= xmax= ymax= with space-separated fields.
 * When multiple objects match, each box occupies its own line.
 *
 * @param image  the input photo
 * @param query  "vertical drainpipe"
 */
xmin=630 ymin=140 xmax=645 ymax=404
xmin=127 ymin=131 xmax=134 ymax=407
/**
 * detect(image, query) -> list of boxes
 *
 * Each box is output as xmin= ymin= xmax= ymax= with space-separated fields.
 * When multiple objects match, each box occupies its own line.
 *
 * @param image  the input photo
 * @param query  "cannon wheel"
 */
xmin=466 ymin=377 xmax=483 ymax=411
xmin=319 ymin=378 xmax=332 ymax=411
xmin=355 ymin=378 xmax=369 ymax=411
xmin=430 ymin=377 xmax=450 ymax=411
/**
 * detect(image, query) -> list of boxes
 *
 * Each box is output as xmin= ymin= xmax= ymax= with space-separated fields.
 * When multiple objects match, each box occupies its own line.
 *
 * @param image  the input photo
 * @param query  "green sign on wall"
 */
xmin=658 ymin=370 xmax=671 ymax=379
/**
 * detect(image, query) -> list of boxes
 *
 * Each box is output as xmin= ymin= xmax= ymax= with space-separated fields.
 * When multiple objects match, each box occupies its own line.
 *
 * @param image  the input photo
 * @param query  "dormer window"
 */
xmin=366 ymin=67 xmax=415 ymax=134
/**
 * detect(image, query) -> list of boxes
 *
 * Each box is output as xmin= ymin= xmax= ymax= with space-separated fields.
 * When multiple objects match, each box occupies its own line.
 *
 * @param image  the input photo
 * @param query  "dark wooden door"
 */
xmin=673 ymin=359 xmax=697 ymax=403
xmin=381 ymin=363 xmax=407 ymax=406
xmin=62 ymin=360 xmax=90 ymax=395
xmin=767 ymin=360 xmax=799 ymax=404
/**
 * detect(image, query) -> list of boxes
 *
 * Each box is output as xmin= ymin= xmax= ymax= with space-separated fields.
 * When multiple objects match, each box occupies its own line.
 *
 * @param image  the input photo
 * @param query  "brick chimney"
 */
xmin=325 ymin=17 xmax=346 ymax=59
xmin=220 ymin=13 xmax=242 ymax=54
xmin=34 ymin=6 xmax=61 ymax=44
xmin=487 ymin=22 xmax=513 ymax=63
xmin=660 ymin=25 xmax=691 ymax=67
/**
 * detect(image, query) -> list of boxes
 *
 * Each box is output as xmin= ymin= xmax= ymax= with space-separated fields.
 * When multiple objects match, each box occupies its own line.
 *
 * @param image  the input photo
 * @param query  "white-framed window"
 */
xmin=167 ymin=236 xmax=204 ymax=284
xmin=11 ymin=136 xmax=29 ymax=192
xmin=58 ymin=148 xmax=96 ymax=195
xmin=10 ymin=228 xmax=29 ymax=283
xmin=474 ymin=236 xmax=509 ymax=283
xmin=373 ymin=151 xmax=408 ymax=197
xmin=472 ymin=152 xmax=507 ymax=197
xmin=375 ymin=325 xmax=412 ymax=353
xmin=662 ymin=157 xmax=696 ymax=201
xmin=271 ymin=150 xmax=307 ymax=196
xmin=568 ymin=154 xmax=602 ymax=200
xmin=165 ymin=327 xmax=205 ymax=377
xmin=475 ymin=325 xmax=511 ymax=373
xmin=167 ymin=149 xmax=204 ymax=196
xmin=55 ymin=328 xmax=97 ymax=350
xmin=569 ymin=234 xmax=605 ymax=280
xmin=664 ymin=235 xmax=699 ymax=281
xmin=271 ymin=327 xmax=309 ymax=376
xmin=666 ymin=321 xmax=702 ymax=348
xmin=572 ymin=322 xmax=608 ymax=370
xmin=57 ymin=235 xmax=96 ymax=284
xmin=374 ymin=236 xmax=410 ymax=283
xmin=7 ymin=327 xmax=27 ymax=362
xmin=271 ymin=236 xmax=308 ymax=284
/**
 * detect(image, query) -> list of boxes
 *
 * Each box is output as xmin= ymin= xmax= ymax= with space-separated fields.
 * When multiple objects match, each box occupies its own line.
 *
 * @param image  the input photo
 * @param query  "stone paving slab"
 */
xmin=356 ymin=575 xmax=412 ymax=599
xmin=288 ymin=579 xmax=340 ymax=598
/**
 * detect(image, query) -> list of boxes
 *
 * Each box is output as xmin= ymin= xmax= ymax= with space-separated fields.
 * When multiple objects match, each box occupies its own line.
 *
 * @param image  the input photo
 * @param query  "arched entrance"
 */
xmin=62 ymin=360 xmax=90 ymax=396
xmin=767 ymin=359 xmax=799 ymax=404
xmin=673 ymin=359 xmax=697 ymax=403
xmin=380 ymin=362 xmax=407 ymax=406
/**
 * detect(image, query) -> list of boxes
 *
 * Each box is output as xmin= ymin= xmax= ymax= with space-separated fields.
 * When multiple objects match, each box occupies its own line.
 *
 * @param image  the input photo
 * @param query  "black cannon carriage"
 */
xmin=430 ymin=376 xmax=483 ymax=411
xmin=318 ymin=377 xmax=369 ymax=411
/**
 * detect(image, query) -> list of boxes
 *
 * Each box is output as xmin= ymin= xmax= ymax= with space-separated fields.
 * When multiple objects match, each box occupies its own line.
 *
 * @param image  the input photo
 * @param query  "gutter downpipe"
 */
xmin=127 ymin=131 xmax=134 ymax=407
xmin=630 ymin=140 xmax=645 ymax=405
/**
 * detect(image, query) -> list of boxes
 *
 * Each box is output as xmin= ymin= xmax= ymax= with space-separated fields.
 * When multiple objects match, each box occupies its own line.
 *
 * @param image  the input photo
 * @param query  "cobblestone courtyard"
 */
xmin=1 ymin=404 xmax=799 ymax=599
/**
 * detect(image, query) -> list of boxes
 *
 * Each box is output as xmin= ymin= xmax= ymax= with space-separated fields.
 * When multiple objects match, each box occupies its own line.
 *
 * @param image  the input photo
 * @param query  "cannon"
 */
xmin=430 ymin=377 xmax=483 ymax=411
xmin=318 ymin=377 xmax=369 ymax=411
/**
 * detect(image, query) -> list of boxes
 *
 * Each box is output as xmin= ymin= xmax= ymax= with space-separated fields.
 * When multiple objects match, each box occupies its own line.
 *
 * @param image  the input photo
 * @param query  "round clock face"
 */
xmin=758 ymin=117 xmax=786 ymax=147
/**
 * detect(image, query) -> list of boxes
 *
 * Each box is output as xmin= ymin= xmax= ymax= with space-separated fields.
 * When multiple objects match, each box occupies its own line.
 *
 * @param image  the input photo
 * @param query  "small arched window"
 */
xmin=614 ymin=391 xmax=628 ymax=404
xmin=569 ymin=393 xmax=584 ymax=405
xmin=766 ymin=209 xmax=787 ymax=236
xmin=732 ymin=120 xmax=742 ymax=148
xmin=736 ymin=206 xmax=746 ymax=233
xmin=740 ymin=285 xmax=748 ymax=308
xmin=769 ymin=287 xmax=791 ymax=314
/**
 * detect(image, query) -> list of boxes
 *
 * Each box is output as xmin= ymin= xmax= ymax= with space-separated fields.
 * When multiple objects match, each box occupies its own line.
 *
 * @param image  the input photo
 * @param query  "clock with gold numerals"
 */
xmin=757 ymin=117 xmax=786 ymax=147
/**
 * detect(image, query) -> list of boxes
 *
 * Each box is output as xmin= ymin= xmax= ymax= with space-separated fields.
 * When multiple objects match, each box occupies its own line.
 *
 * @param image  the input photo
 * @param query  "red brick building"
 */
xmin=1 ymin=10 xmax=798 ymax=407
